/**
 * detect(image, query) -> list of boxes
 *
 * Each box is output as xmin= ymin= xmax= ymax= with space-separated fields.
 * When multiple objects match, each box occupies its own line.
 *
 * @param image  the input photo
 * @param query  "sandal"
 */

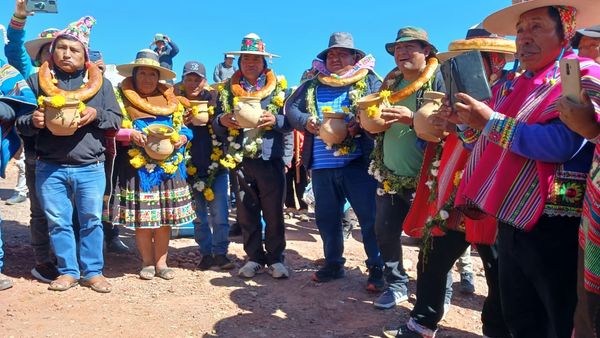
xmin=156 ymin=268 xmax=175 ymax=280
xmin=80 ymin=275 xmax=112 ymax=293
xmin=139 ymin=266 xmax=155 ymax=280
xmin=48 ymin=275 xmax=78 ymax=291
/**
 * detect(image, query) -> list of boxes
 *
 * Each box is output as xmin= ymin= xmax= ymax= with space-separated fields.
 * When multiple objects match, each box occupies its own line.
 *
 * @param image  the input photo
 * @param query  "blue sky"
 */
xmin=0 ymin=0 xmax=510 ymax=86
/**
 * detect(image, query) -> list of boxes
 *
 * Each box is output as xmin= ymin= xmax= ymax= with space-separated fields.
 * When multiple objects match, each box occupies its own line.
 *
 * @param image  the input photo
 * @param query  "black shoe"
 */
xmin=213 ymin=255 xmax=235 ymax=270
xmin=312 ymin=264 xmax=345 ymax=282
xmin=197 ymin=255 xmax=215 ymax=271
xmin=31 ymin=262 xmax=60 ymax=283
xmin=382 ymin=324 xmax=424 ymax=338
xmin=367 ymin=265 xmax=385 ymax=292
xmin=106 ymin=237 xmax=131 ymax=254
xmin=229 ymin=223 xmax=242 ymax=237
xmin=460 ymin=272 xmax=475 ymax=294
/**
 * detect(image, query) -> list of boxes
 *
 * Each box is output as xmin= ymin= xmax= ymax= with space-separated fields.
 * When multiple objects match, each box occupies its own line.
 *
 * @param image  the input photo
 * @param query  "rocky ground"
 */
xmin=0 ymin=163 xmax=486 ymax=337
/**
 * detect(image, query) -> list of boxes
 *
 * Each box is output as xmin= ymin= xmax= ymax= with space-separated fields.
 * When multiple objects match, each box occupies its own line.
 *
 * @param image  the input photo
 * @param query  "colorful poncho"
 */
xmin=0 ymin=59 xmax=36 ymax=177
xmin=582 ymin=143 xmax=600 ymax=295
xmin=456 ymin=51 xmax=600 ymax=231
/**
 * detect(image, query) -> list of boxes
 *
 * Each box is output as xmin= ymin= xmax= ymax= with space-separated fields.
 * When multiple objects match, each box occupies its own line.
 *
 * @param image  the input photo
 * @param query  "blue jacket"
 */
xmin=284 ymin=72 xmax=381 ymax=169
xmin=5 ymin=24 xmax=36 ymax=79
xmin=154 ymin=40 xmax=179 ymax=70
xmin=188 ymin=90 xmax=227 ymax=177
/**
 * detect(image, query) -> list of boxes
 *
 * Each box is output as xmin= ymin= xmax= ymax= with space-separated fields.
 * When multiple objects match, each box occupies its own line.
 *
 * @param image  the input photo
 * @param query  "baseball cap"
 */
xmin=182 ymin=61 xmax=206 ymax=78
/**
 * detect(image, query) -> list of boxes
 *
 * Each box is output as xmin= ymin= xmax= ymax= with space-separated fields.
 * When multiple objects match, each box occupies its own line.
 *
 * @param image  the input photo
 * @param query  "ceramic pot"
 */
xmin=144 ymin=124 xmax=175 ymax=161
xmin=414 ymin=91 xmax=448 ymax=143
xmin=44 ymin=97 xmax=80 ymax=136
xmin=320 ymin=112 xmax=348 ymax=146
xmin=234 ymin=97 xmax=262 ymax=129
xmin=357 ymin=93 xmax=390 ymax=134
xmin=189 ymin=100 xmax=209 ymax=126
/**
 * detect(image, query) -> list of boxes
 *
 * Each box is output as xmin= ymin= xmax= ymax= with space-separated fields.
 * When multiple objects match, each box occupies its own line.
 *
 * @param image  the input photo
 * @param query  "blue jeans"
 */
xmin=194 ymin=172 xmax=230 ymax=256
xmin=36 ymin=161 xmax=106 ymax=280
xmin=312 ymin=158 xmax=382 ymax=268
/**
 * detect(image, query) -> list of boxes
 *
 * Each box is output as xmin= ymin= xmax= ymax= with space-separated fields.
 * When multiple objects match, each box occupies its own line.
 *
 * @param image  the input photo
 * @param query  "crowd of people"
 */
xmin=1 ymin=0 xmax=600 ymax=337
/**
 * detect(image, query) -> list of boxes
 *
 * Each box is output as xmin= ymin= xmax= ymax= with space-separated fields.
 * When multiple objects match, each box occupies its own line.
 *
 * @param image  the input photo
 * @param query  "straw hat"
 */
xmin=24 ymin=27 xmax=60 ymax=60
xmin=116 ymin=49 xmax=176 ymax=81
xmin=437 ymin=24 xmax=516 ymax=62
xmin=226 ymin=33 xmax=279 ymax=58
xmin=483 ymin=0 xmax=600 ymax=36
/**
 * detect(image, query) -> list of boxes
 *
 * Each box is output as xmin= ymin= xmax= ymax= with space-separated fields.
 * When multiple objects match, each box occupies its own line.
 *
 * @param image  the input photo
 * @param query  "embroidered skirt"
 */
xmin=104 ymin=146 xmax=195 ymax=229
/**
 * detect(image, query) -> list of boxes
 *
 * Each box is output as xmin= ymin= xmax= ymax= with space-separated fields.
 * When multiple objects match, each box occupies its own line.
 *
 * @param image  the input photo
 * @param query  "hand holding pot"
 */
xmin=347 ymin=118 xmax=360 ymax=137
xmin=381 ymin=106 xmax=413 ymax=126
xmin=131 ymin=130 xmax=147 ymax=147
xmin=33 ymin=109 xmax=45 ymax=129
xmin=78 ymin=106 xmax=97 ymax=127
xmin=220 ymin=113 xmax=240 ymax=129
xmin=183 ymin=108 xmax=193 ymax=125
xmin=257 ymin=111 xmax=276 ymax=129
xmin=172 ymin=135 xmax=187 ymax=149
xmin=306 ymin=117 xmax=320 ymax=135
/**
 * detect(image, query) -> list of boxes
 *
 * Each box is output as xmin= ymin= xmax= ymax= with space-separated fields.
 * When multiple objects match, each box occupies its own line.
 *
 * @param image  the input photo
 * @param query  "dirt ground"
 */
xmin=0 ymin=163 xmax=487 ymax=337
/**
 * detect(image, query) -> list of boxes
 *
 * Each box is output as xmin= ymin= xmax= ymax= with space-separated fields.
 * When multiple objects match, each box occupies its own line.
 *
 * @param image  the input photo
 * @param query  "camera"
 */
xmin=25 ymin=0 xmax=58 ymax=14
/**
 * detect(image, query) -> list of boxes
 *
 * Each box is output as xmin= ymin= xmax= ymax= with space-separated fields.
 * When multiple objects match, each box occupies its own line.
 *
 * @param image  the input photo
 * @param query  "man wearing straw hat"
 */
xmin=572 ymin=25 xmax=600 ymax=64
xmin=441 ymin=1 xmax=600 ymax=336
xmin=213 ymin=33 xmax=292 ymax=279
xmin=17 ymin=16 xmax=122 ymax=293
xmin=383 ymin=24 xmax=515 ymax=338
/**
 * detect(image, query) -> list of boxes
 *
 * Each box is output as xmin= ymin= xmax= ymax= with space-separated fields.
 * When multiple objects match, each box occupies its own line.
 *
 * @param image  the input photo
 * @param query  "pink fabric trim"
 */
xmin=115 ymin=128 xmax=133 ymax=143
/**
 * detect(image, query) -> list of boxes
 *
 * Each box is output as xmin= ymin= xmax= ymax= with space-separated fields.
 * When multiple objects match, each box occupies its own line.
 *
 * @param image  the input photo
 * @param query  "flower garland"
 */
xmin=368 ymin=71 xmax=435 ymax=194
xmin=218 ymin=72 xmax=287 ymax=169
xmin=183 ymin=101 xmax=222 ymax=202
xmin=114 ymin=87 xmax=186 ymax=181
xmin=421 ymin=165 xmax=463 ymax=264
xmin=305 ymin=76 xmax=367 ymax=156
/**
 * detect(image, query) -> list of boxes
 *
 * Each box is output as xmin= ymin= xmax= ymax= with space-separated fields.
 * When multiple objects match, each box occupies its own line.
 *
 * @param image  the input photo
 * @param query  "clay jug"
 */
xmin=144 ymin=124 xmax=175 ymax=161
xmin=44 ymin=97 xmax=80 ymax=136
xmin=234 ymin=97 xmax=262 ymax=129
xmin=414 ymin=91 xmax=448 ymax=143
xmin=320 ymin=112 xmax=348 ymax=146
xmin=189 ymin=100 xmax=210 ymax=126
xmin=357 ymin=93 xmax=390 ymax=134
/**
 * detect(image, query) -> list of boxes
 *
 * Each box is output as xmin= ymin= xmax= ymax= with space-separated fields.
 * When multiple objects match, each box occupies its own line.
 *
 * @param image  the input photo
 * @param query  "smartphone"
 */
xmin=560 ymin=58 xmax=582 ymax=103
xmin=88 ymin=50 xmax=103 ymax=63
xmin=25 ymin=0 xmax=58 ymax=13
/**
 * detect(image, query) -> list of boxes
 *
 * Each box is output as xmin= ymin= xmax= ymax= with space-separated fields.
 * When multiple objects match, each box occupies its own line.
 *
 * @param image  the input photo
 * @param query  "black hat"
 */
xmin=182 ymin=61 xmax=206 ymax=78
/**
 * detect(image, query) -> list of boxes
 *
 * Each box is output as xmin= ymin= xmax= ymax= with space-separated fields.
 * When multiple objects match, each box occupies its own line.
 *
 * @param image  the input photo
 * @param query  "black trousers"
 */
xmin=374 ymin=188 xmax=414 ymax=292
xmin=411 ymin=230 xmax=508 ymax=337
xmin=574 ymin=247 xmax=600 ymax=338
xmin=236 ymin=159 xmax=286 ymax=265
xmin=498 ymin=216 xmax=579 ymax=338
xmin=284 ymin=157 xmax=308 ymax=210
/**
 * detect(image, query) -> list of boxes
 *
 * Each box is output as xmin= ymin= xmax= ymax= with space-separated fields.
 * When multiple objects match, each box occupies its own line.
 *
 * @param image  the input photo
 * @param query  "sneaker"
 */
xmin=197 ymin=255 xmax=215 ymax=271
xmin=459 ymin=272 xmax=475 ymax=294
xmin=0 ymin=273 xmax=13 ymax=291
xmin=312 ymin=264 xmax=345 ymax=282
xmin=31 ymin=262 xmax=60 ymax=283
xmin=238 ymin=261 xmax=264 ymax=278
xmin=229 ymin=223 xmax=242 ymax=237
xmin=213 ymin=255 xmax=235 ymax=270
xmin=374 ymin=288 xmax=409 ymax=309
xmin=106 ymin=237 xmax=131 ymax=254
xmin=382 ymin=324 xmax=423 ymax=338
xmin=268 ymin=263 xmax=289 ymax=279
xmin=6 ymin=193 xmax=27 ymax=205
xmin=367 ymin=265 xmax=385 ymax=292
